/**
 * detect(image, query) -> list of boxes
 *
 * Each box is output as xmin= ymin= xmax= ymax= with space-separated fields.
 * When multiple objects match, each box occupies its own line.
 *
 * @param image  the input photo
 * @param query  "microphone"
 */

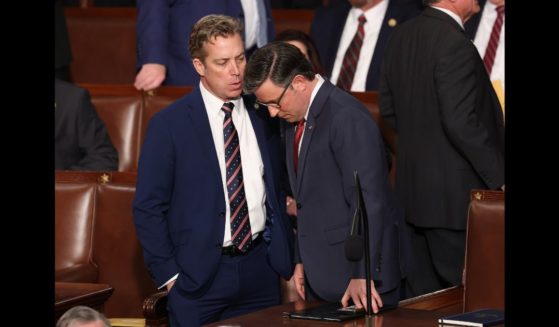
xmin=344 ymin=171 xmax=373 ymax=316
xmin=345 ymin=189 xmax=364 ymax=261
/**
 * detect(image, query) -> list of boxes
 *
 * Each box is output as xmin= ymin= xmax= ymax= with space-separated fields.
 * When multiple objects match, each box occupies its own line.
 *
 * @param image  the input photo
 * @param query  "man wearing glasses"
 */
xmin=244 ymin=42 xmax=408 ymax=312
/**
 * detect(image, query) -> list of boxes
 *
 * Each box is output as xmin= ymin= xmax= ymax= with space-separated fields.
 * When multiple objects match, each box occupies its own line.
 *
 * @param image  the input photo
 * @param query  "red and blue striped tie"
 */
xmin=222 ymin=102 xmax=252 ymax=252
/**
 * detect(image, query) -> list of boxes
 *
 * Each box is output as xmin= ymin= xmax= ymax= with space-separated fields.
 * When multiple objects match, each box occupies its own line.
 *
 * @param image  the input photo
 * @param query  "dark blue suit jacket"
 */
xmin=286 ymin=80 xmax=407 ymax=301
xmin=133 ymin=87 xmax=293 ymax=298
xmin=310 ymin=0 xmax=421 ymax=91
xmin=136 ymin=0 xmax=275 ymax=86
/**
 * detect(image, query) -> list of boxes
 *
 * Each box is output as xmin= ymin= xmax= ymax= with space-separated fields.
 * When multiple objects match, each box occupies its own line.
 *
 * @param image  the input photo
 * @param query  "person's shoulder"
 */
xmin=55 ymin=78 xmax=87 ymax=95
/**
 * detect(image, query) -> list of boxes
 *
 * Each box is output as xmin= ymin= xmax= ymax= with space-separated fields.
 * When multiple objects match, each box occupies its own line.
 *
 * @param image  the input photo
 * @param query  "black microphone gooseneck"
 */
xmin=344 ymin=171 xmax=373 ymax=316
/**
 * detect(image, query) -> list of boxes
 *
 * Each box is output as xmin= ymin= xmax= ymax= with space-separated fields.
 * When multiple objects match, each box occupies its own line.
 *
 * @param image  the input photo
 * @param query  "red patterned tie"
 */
xmin=293 ymin=119 xmax=306 ymax=174
xmin=222 ymin=102 xmax=252 ymax=252
xmin=483 ymin=5 xmax=505 ymax=75
xmin=336 ymin=14 xmax=367 ymax=91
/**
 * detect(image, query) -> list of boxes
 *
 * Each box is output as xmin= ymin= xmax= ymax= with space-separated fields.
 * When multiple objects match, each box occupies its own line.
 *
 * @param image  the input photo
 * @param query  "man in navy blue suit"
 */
xmin=133 ymin=15 xmax=293 ymax=326
xmin=310 ymin=0 xmax=421 ymax=91
xmin=134 ymin=0 xmax=275 ymax=91
xmin=244 ymin=42 xmax=408 ymax=313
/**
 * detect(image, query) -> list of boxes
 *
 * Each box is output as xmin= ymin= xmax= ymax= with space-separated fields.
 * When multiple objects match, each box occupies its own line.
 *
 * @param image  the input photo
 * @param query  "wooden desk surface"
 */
xmin=55 ymin=282 xmax=114 ymax=320
xmin=203 ymin=301 xmax=463 ymax=327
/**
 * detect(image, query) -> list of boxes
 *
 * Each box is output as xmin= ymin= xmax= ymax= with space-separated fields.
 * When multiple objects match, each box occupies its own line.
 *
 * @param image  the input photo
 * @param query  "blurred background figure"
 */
xmin=56 ymin=306 xmax=111 ymax=327
xmin=55 ymin=0 xmax=72 ymax=81
xmin=465 ymin=0 xmax=505 ymax=108
xmin=134 ymin=0 xmax=274 ymax=91
xmin=55 ymin=79 xmax=118 ymax=171
xmin=275 ymin=29 xmax=325 ymax=75
xmin=310 ymin=0 xmax=421 ymax=91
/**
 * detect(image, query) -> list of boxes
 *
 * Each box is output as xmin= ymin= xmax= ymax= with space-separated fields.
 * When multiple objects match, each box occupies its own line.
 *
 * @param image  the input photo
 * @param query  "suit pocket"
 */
xmin=323 ymin=224 xmax=349 ymax=245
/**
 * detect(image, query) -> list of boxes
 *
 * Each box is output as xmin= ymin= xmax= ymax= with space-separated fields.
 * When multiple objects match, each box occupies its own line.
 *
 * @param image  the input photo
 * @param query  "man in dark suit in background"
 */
xmin=310 ymin=0 xmax=421 ymax=91
xmin=55 ymin=79 xmax=118 ymax=171
xmin=133 ymin=15 xmax=293 ymax=326
xmin=379 ymin=0 xmax=504 ymax=297
xmin=244 ymin=42 xmax=408 ymax=312
xmin=55 ymin=0 xmax=72 ymax=81
xmin=134 ymin=0 xmax=275 ymax=91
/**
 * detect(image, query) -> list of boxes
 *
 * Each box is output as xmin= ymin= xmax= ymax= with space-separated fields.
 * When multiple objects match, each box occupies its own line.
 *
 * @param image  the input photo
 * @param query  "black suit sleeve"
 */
xmin=71 ymin=89 xmax=119 ymax=171
xmin=435 ymin=41 xmax=504 ymax=189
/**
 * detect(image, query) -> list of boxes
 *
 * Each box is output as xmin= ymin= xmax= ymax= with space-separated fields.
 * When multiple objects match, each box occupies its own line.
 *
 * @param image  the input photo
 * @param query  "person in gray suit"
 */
xmin=244 ymin=42 xmax=408 ymax=312
xmin=379 ymin=0 xmax=504 ymax=296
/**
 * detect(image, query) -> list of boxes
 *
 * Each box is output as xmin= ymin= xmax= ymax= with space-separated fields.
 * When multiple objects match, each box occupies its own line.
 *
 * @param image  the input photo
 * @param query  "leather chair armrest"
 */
xmin=143 ymin=290 xmax=168 ymax=327
xmin=55 ymin=264 xmax=99 ymax=283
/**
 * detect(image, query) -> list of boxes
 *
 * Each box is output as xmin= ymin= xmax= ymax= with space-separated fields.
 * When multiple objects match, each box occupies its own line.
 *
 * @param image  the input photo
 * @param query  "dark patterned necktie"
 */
xmin=336 ymin=14 xmax=367 ymax=91
xmin=293 ymin=119 xmax=306 ymax=174
xmin=222 ymin=102 xmax=252 ymax=252
xmin=483 ymin=5 xmax=505 ymax=75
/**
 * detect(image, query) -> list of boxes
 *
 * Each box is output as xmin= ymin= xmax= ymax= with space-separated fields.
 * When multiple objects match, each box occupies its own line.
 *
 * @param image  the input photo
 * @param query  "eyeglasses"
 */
xmin=256 ymin=77 xmax=294 ymax=109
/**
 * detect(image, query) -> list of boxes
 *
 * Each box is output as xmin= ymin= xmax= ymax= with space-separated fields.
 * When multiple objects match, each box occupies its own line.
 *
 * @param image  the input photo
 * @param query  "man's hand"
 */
xmin=166 ymin=279 xmax=176 ymax=292
xmin=341 ymin=279 xmax=383 ymax=313
xmin=286 ymin=195 xmax=297 ymax=216
xmin=294 ymin=263 xmax=306 ymax=300
xmin=134 ymin=63 xmax=166 ymax=91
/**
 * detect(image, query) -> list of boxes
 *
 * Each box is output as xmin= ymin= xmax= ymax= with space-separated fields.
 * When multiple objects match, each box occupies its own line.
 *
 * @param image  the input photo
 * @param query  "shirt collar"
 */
xmin=199 ymin=81 xmax=242 ymax=118
xmin=431 ymin=6 xmax=465 ymax=30
xmin=304 ymin=74 xmax=325 ymax=121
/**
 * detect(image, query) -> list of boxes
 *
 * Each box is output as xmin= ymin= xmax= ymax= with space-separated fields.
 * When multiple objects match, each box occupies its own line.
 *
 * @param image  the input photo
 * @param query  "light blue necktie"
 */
xmin=255 ymin=0 xmax=268 ymax=47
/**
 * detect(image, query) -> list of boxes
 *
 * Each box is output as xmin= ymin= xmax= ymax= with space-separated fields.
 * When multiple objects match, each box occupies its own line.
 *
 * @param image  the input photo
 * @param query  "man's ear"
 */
xmin=292 ymin=75 xmax=306 ymax=92
xmin=192 ymin=58 xmax=206 ymax=77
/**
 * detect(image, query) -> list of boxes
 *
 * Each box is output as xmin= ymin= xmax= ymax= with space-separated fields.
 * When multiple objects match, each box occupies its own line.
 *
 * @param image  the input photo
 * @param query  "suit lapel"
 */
xmin=326 ymin=4 xmax=352 ymax=77
xmin=285 ymin=122 xmax=297 ymax=198
xmin=185 ymin=87 xmax=222 ymax=183
xmin=296 ymin=81 xmax=334 ymax=192
xmin=245 ymin=95 xmax=277 ymax=204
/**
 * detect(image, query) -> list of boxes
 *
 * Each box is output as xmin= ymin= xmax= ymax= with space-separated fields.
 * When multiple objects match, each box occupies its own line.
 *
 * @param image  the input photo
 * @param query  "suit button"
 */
xmin=219 ymin=212 xmax=225 ymax=217
xmin=216 ymin=243 xmax=222 ymax=249
xmin=296 ymin=203 xmax=302 ymax=209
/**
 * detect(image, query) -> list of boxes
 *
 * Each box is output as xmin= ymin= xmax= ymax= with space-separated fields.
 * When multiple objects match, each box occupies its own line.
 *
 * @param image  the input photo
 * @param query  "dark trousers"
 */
xmin=167 ymin=241 xmax=280 ymax=327
xmin=405 ymin=224 xmax=466 ymax=297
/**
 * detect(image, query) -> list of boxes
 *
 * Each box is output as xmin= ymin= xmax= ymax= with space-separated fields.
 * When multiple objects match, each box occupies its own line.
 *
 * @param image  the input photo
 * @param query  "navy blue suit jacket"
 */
xmin=310 ymin=0 xmax=421 ymax=91
xmin=286 ymin=80 xmax=407 ymax=301
xmin=133 ymin=87 xmax=293 ymax=297
xmin=136 ymin=0 xmax=275 ymax=86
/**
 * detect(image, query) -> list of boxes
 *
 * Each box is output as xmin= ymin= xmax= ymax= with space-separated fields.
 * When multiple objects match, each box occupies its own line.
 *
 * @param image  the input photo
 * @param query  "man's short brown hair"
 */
xmin=188 ymin=15 xmax=244 ymax=61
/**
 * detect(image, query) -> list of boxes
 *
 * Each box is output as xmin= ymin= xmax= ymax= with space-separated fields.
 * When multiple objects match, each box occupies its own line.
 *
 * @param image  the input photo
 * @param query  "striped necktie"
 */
xmin=336 ymin=14 xmax=367 ymax=91
xmin=222 ymin=102 xmax=252 ymax=252
xmin=483 ymin=5 xmax=505 ymax=75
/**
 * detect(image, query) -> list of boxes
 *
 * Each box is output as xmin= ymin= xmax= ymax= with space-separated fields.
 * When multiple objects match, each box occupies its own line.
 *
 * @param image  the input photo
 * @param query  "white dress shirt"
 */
xmin=200 ymin=82 xmax=266 ymax=246
xmin=297 ymin=75 xmax=325 ymax=154
xmin=241 ymin=0 xmax=262 ymax=49
xmin=473 ymin=2 xmax=505 ymax=89
xmin=330 ymin=0 xmax=389 ymax=92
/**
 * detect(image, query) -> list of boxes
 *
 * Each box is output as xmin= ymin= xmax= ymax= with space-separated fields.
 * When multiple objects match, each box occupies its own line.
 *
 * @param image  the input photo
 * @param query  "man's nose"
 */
xmin=268 ymin=107 xmax=279 ymax=117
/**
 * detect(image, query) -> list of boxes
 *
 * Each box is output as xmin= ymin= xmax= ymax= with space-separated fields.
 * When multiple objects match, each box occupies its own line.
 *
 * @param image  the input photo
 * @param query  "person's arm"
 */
xmin=378 ymin=54 xmax=396 ymax=131
xmin=71 ymin=89 xmax=118 ymax=171
xmin=330 ymin=104 xmax=389 ymax=311
xmin=133 ymin=114 xmax=180 ymax=287
xmin=134 ymin=0 xmax=170 ymax=90
xmin=436 ymin=40 xmax=504 ymax=189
